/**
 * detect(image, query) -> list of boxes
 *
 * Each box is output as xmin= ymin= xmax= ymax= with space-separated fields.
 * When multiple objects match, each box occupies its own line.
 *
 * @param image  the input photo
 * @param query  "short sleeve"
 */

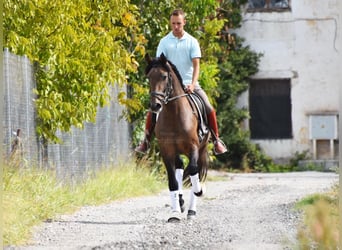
xmin=156 ymin=37 xmax=167 ymax=57
xmin=190 ymin=38 xmax=201 ymax=59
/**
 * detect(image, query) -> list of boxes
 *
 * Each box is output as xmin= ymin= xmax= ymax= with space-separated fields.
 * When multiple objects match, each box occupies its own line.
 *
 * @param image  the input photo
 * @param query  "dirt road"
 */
xmin=12 ymin=171 xmax=338 ymax=250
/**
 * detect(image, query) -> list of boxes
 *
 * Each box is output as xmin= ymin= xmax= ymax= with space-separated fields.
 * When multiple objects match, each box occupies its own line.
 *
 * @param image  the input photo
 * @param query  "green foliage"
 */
xmin=4 ymin=0 xmax=145 ymax=142
xmin=296 ymin=193 xmax=337 ymax=208
xmin=199 ymin=61 xmax=220 ymax=104
xmin=3 ymin=163 xmax=163 ymax=245
xmin=289 ymin=150 xmax=310 ymax=167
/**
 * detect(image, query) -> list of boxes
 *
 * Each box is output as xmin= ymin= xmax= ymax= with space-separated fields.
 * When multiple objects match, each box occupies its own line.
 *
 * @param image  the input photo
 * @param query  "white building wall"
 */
xmin=236 ymin=1 xmax=341 ymax=160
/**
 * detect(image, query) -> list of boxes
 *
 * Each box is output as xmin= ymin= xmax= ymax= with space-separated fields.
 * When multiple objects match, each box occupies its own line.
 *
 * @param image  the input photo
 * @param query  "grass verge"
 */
xmin=295 ymin=184 xmax=339 ymax=249
xmin=3 ymin=162 xmax=164 ymax=246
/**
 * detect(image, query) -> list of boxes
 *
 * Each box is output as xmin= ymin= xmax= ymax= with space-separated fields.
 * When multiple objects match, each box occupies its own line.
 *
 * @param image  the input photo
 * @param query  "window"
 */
xmin=248 ymin=0 xmax=290 ymax=10
xmin=249 ymin=79 xmax=292 ymax=139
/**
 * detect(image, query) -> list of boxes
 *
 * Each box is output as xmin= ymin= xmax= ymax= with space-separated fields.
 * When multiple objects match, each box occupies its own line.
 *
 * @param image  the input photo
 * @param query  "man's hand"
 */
xmin=185 ymin=84 xmax=195 ymax=93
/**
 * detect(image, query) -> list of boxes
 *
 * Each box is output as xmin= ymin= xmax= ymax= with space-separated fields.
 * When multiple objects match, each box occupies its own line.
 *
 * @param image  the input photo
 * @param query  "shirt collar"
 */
xmin=169 ymin=31 xmax=188 ymax=40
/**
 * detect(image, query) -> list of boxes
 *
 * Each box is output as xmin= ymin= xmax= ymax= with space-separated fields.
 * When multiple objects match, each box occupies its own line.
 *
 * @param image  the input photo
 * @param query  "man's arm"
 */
xmin=186 ymin=57 xmax=200 ymax=93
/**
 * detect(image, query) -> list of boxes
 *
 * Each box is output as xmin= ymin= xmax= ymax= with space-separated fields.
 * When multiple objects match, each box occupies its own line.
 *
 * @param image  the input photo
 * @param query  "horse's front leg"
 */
xmin=188 ymin=150 xmax=202 ymax=195
xmin=165 ymin=159 xmax=181 ymax=222
xmin=175 ymin=155 xmax=185 ymax=213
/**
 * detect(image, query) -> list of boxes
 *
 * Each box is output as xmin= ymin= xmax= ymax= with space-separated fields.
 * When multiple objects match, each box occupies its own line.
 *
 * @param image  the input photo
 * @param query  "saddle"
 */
xmin=187 ymin=93 xmax=209 ymax=142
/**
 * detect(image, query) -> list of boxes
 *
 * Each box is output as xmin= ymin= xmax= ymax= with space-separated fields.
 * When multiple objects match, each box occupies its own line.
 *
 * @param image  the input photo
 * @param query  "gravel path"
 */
xmin=11 ymin=171 xmax=338 ymax=250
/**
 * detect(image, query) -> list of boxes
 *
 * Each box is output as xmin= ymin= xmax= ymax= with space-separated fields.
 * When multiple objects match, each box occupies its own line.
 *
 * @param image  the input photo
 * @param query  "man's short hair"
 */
xmin=170 ymin=9 xmax=185 ymax=18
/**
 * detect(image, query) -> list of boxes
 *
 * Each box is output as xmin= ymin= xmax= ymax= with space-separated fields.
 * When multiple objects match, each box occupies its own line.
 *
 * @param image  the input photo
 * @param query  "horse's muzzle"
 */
xmin=150 ymin=102 xmax=162 ymax=113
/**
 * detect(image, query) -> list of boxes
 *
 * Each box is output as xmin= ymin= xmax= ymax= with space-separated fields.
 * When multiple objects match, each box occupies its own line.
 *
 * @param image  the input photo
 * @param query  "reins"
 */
xmin=165 ymin=93 xmax=188 ymax=104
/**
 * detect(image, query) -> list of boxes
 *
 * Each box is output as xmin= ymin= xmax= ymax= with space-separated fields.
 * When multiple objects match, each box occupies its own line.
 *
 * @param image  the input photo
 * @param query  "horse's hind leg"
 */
xmin=187 ymin=192 xmax=197 ymax=219
xmin=188 ymin=151 xmax=203 ymax=196
xmin=187 ymin=171 xmax=201 ymax=220
xmin=175 ymin=155 xmax=185 ymax=213
xmin=187 ymin=150 xmax=204 ymax=219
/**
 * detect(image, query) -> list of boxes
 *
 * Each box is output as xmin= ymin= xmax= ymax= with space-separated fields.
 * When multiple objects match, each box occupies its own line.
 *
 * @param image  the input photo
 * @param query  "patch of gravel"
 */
xmin=7 ymin=171 xmax=338 ymax=250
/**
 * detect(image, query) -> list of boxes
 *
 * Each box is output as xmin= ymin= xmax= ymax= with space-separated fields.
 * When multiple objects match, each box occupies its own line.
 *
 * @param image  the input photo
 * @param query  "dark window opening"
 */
xmin=248 ymin=0 xmax=290 ymax=11
xmin=249 ymin=79 xmax=292 ymax=139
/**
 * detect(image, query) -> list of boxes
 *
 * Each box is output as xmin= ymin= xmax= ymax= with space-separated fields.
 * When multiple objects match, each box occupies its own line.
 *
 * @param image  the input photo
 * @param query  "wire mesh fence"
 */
xmin=3 ymin=49 xmax=132 ymax=182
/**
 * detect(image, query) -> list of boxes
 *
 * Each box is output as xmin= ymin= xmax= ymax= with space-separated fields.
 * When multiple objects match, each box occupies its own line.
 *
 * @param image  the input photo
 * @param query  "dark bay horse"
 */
xmin=145 ymin=53 xmax=210 ymax=222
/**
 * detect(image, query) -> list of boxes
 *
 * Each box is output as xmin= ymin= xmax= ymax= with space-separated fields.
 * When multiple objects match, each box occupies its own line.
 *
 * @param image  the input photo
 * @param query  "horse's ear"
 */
xmin=160 ymin=53 xmax=167 ymax=64
xmin=145 ymin=53 xmax=152 ymax=64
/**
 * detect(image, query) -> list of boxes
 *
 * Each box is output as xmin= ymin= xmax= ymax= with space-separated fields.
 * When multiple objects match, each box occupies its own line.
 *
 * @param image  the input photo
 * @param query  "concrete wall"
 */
xmin=236 ymin=1 xmax=341 ymax=161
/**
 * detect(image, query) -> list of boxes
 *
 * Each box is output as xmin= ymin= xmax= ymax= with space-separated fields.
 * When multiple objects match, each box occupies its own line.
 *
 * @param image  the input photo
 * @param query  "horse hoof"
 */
xmin=187 ymin=210 xmax=196 ymax=220
xmin=194 ymin=190 xmax=202 ymax=197
xmin=180 ymin=205 xmax=185 ymax=213
xmin=194 ymin=184 xmax=206 ymax=197
xmin=168 ymin=217 xmax=181 ymax=223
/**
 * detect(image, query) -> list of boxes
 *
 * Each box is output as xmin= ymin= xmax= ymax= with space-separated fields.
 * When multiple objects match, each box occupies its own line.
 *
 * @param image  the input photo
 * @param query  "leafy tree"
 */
xmin=4 ymin=0 xmax=268 ymax=170
xmin=4 ymin=0 xmax=145 ymax=142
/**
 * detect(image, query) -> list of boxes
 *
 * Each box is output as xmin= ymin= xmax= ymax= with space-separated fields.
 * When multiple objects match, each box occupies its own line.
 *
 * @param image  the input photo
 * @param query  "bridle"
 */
xmin=150 ymin=71 xmax=173 ymax=104
xmin=149 ymin=66 xmax=188 ymax=105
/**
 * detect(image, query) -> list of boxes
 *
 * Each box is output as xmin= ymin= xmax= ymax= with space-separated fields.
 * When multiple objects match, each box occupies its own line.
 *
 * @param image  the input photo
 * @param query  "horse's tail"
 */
xmin=197 ymin=144 xmax=209 ymax=182
xmin=183 ymin=133 xmax=210 ymax=185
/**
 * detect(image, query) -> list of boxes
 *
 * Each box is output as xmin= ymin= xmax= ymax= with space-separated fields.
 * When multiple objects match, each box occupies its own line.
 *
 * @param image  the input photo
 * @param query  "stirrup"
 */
xmin=213 ymin=139 xmax=227 ymax=155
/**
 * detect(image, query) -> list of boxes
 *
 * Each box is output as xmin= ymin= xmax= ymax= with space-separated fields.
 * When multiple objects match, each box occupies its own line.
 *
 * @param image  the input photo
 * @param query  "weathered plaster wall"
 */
xmin=236 ymin=1 xmax=341 ymax=160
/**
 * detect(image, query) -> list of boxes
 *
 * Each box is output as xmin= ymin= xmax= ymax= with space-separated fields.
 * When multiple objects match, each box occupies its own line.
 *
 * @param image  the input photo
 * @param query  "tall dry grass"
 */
xmin=296 ymin=185 xmax=339 ymax=249
xmin=3 ymin=162 xmax=164 ymax=245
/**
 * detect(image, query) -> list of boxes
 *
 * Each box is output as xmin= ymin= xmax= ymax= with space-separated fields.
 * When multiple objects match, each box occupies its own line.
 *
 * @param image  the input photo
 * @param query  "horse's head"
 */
xmin=145 ymin=53 xmax=173 ymax=113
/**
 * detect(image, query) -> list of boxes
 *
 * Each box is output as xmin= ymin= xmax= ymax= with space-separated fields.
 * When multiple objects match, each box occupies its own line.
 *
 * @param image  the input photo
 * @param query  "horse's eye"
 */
xmin=162 ymin=75 xmax=167 ymax=81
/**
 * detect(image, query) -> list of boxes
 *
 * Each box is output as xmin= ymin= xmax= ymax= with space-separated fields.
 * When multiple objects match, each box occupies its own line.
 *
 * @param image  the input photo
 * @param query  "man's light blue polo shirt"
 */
xmin=156 ymin=31 xmax=201 ymax=85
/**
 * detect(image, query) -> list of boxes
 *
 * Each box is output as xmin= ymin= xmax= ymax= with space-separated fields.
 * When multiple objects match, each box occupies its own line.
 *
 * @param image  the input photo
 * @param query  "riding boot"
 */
xmin=135 ymin=112 xmax=155 ymax=154
xmin=207 ymin=110 xmax=228 ymax=155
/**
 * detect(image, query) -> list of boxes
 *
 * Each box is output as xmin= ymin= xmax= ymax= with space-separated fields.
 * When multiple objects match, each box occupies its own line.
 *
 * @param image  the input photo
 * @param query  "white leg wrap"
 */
xmin=190 ymin=173 xmax=201 ymax=194
xmin=189 ymin=191 xmax=197 ymax=211
xmin=170 ymin=190 xmax=181 ymax=213
xmin=175 ymin=169 xmax=184 ymax=195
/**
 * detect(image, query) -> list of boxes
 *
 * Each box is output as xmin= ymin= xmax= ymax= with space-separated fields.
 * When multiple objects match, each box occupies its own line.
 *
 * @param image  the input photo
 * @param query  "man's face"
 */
xmin=170 ymin=14 xmax=186 ymax=38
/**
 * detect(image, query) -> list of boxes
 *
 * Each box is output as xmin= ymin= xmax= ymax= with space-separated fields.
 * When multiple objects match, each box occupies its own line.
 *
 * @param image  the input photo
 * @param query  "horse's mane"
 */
xmin=145 ymin=57 xmax=184 ymax=86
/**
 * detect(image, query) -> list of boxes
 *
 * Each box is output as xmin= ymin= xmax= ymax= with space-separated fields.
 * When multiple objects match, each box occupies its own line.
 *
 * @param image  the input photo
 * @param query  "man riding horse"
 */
xmin=136 ymin=9 xmax=227 ymax=156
